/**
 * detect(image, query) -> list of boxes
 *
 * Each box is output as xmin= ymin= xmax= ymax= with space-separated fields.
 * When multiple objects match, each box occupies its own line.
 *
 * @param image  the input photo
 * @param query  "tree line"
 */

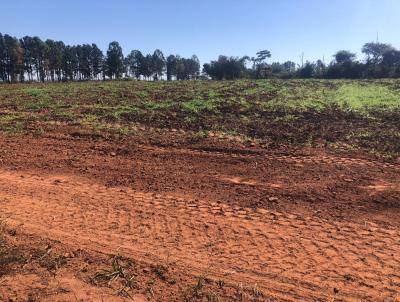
xmin=0 ymin=33 xmax=200 ymax=83
xmin=1 ymin=32 xmax=400 ymax=83
xmin=203 ymin=43 xmax=400 ymax=80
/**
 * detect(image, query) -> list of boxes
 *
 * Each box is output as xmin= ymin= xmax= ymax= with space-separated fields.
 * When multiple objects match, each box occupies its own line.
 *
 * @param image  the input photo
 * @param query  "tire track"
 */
xmin=0 ymin=170 xmax=399 ymax=301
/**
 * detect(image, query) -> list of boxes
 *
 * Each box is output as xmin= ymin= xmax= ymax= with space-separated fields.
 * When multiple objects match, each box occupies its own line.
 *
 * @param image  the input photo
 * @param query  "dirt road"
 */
xmin=0 ymin=133 xmax=400 ymax=301
xmin=0 ymin=172 xmax=399 ymax=301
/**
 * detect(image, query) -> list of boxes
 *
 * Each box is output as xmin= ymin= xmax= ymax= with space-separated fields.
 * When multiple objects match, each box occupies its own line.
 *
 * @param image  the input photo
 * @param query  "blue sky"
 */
xmin=1 ymin=0 xmax=399 ymax=65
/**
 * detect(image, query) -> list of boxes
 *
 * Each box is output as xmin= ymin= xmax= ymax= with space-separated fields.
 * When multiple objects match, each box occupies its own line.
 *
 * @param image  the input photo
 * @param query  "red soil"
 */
xmin=0 ymin=129 xmax=399 ymax=301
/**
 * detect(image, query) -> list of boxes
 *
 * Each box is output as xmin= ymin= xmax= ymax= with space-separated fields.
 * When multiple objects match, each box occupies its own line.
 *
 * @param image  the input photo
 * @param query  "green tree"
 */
xmin=106 ymin=41 xmax=124 ymax=79
xmin=251 ymin=50 xmax=271 ymax=69
xmin=76 ymin=44 xmax=93 ymax=80
xmin=45 ymin=39 xmax=65 ymax=81
xmin=382 ymin=50 xmax=400 ymax=77
xmin=62 ymin=45 xmax=78 ymax=81
xmin=90 ymin=43 xmax=104 ymax=80
xmin=203 ymin=56 xmax=247 ymax=80
xmin=362 ymin=42 xmax=394 ymax=64
xmin=362 ymin=42 xmax=395 ymax=77
xmin=139 ymin=54 xmax=153 ymax=80
xmin=151 ymin=49 xmax=165 ymax=80
xmin=0 ymin=33 xmax=6 ymax=82
xmin=31 ymin=37 xmax=48 ymax=82
xmin=334 ymin=50 xmax=356 ymax=64
xmin=176 ymin=56 xmax=187 ymax=80
xmin=20 ymin=36 xmax=35 ymax=81
xmin=187 ymin=55 xmax=200 ymax=79
xmin=3 ymin=34 xmax=24 ymax=83
xmin=282 ymin=61 xmax=296 ymax=73
xmin=297 ymin=61 xmax=315 ymax=78
xmin=166 ymin=54 xmax=177 ymax=80
xmin=125 ymin=50 xmax=143 ymax=79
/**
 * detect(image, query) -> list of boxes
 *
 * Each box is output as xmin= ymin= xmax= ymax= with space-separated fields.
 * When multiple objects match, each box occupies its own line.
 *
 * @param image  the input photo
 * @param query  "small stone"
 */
xmin=333 ymin=288 xmax=339 ymax=294
xmin=110 ymin=152 xmax=116 ymax=157
xmin=268 ymin=197 xmax=278 ymax=202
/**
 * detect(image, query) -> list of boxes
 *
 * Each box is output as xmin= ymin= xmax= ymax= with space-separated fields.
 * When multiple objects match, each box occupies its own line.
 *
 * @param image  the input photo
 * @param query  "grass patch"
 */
xmin=109 ymin=106 xmax=140 ymax=120
xmin=334 ymin=83 xmax=400 ymax=112
xmin=143 ymin=100 xmax=175 ymax=111
xmin=181 ymin=99 xmax=218 ymax=114
xmin=23 ymin=88 xmax=48 ymax=97
xmin=92 ymin=255 xmax=137 ymax=298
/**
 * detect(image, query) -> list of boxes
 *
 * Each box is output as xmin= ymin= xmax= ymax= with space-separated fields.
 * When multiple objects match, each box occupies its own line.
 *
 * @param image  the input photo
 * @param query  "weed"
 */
xmin=234 ymin=283 xmax=264 ymax=302
xmin=183 ymin=276 xmax=220 ymax=302
xmin=143 ymin=100 xmax=175 ymax=111
xmin=23 ymin=88 xmax=48 ymax=97
xmin=151 ymin=264 xmax=168 ymax=281
xmin=0 ymin=220 xmax=25 ymax=277
xmin=92 ymin=255 xmax=136 ymax=297
xmin=181 ymin=99 xmax=218 ymax=114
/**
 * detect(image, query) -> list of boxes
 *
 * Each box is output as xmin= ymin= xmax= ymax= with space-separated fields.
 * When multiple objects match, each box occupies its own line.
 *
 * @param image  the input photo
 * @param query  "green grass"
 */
xmin=23 ymin=87 xmax=48 ymax=97
xmin=0 ymin=79 xmax=399 ymax=156
xmin=181 ymin=98 xmax=219 ymax=114
xmin=143 ymin=100 xmax=175 ymax=110
xmin=333 ymin=83 xmax=400 ymax=112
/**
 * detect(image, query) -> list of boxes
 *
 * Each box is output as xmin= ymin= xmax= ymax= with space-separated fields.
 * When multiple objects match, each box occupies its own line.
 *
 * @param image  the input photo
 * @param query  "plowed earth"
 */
xmin=0 ymin=128 xmax=399 ymax=301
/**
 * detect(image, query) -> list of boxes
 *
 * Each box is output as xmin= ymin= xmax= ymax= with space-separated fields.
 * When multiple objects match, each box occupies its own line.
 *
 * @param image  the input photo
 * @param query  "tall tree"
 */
xmin=187 ymin=55 xmax=200 ymax=79
xmin=76 ymin=44 xmax=93 ymax=80
xmin=203 ymin=56 xmax=247 ymax=80
xmin=0 ymin=33 xmax=6 ymax=82
xmin=382 ymin=49 xmax=400 ymax=77
xmin=251 ymin=50 xmax=271 ymax=69
xmin=90 ymin=43 xmax=104 ymax=80
xmin=282 ymin=61 xmax=296 ymax=73
xmin=297 ymin=61 xmax=315 ymax=78
xmin=62 ymin=45 xmax=78 ymax=81
xmin=3 ymin=34 xmax=24 ymax=83
xmin=362 ymin=42 xmax=394 ymax=64
xmin=106 ymin=41 xmax=124 ymax=79
xmin=31 ymin=37 xmax=48 ymax=82
xmin=45 ymin=39 xmax=65 ymax=81
xmin=140 ymin=54 xmax=154 ymax=80
xmin=166 ymin=54 xmax=177 ymax=80
xmin=20 ymin=36 xmax=35 ymax=81
xmin=334 ymin=50 xmax=356 ymax=64
xmin=125 ymin=50 xmax=143 ymax=79
xmin=362 ymin=42 xmax=395 ymax=77
xmin=176 ymin=56 xmax=187 ymax=80
xmin=151 ymin=49 xmax=165 ymax=80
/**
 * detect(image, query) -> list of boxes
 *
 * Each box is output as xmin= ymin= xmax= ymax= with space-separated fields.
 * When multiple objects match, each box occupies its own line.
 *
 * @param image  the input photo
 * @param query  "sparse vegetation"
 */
xmin=92 ymin=255 xmax=137 ymax=297
xmin=0 ymin=79 xmax=399 ymax=156
xmin=0 ymin=221 xmax=23 ymax=278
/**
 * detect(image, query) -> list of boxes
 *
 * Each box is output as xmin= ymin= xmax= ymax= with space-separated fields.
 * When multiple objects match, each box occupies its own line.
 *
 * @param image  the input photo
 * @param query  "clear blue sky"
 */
xmin=1 ymin=0 xmax=399 ymax=65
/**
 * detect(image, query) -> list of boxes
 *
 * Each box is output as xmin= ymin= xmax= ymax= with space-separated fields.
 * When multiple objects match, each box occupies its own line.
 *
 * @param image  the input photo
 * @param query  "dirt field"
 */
xmin=0 ymin=125 xmax=399 ymax=302
xmin=0 ymin=80 xmax=400 ymax=301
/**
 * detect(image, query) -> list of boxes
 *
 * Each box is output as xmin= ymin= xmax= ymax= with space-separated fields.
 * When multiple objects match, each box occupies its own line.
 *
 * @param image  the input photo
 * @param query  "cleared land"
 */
xmin=0 ymin=80 xmax=399 ymax=301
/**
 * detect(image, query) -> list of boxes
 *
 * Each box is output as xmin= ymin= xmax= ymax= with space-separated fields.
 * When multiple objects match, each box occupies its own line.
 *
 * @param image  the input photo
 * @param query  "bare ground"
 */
xmin=0 ymin=129 xmax=399 ymax=301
